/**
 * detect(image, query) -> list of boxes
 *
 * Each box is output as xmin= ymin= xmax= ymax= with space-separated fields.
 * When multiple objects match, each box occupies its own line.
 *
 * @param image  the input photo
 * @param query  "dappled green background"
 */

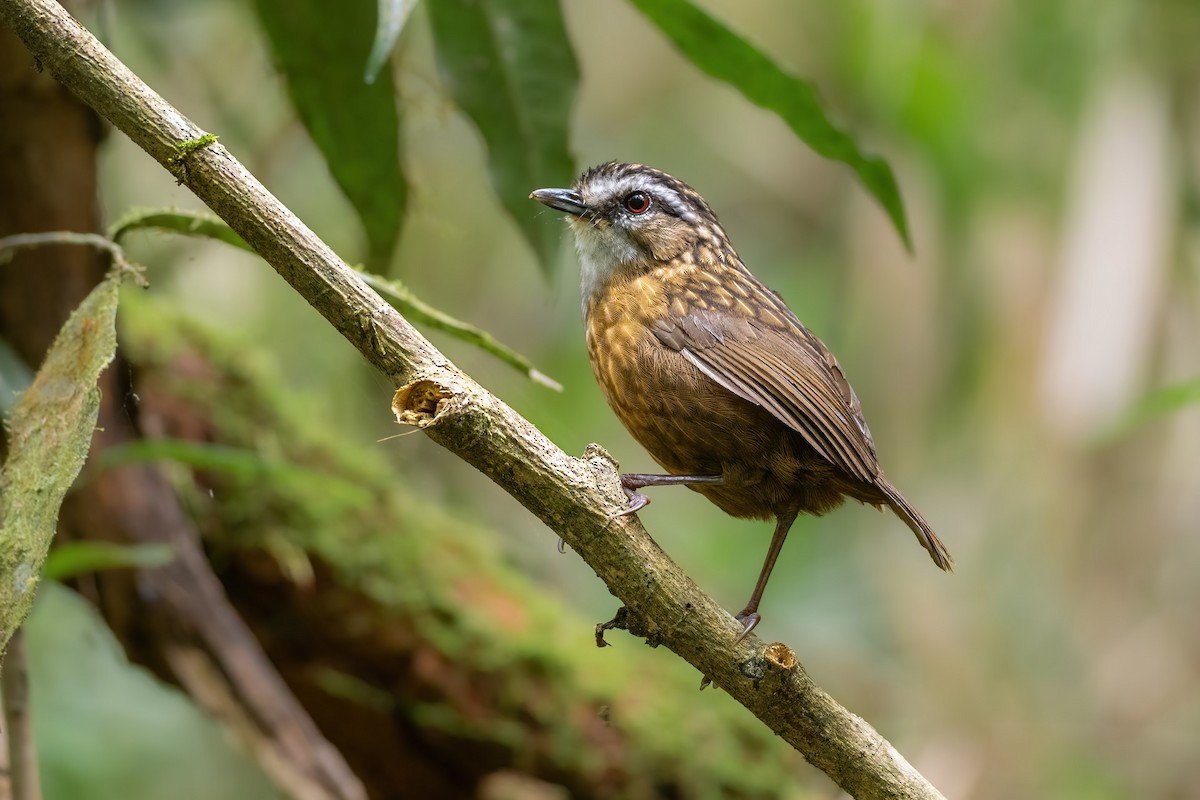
xmin=26 ymin=0 xmax=1200 ymax=797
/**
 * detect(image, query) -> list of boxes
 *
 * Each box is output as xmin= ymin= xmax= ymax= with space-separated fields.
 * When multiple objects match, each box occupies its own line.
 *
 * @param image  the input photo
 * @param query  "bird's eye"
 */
xmin=622 ymin=192 xmax=651 ymax=214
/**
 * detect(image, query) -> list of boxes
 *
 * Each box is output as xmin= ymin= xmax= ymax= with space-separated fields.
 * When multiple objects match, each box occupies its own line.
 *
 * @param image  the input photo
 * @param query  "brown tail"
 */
xmin=879 ymin=479 xmax=953 ymax=571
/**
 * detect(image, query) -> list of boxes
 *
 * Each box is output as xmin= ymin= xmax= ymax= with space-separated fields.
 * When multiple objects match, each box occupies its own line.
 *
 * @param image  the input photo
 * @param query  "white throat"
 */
xmin=571 ymin=222 xmax=638 ymax=316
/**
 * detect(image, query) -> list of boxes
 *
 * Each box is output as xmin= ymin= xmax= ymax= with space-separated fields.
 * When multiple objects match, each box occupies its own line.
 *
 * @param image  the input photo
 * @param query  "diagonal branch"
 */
xmin=0 ymin=2 xmax=945 ymax=798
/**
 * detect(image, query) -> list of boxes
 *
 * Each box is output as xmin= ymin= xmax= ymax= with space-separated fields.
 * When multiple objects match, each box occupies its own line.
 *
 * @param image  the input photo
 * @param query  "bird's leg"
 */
xmin=735 ymin=508 xmax=799 ymax=641
xmin=616 ymin=473 xmax=724 ymax=515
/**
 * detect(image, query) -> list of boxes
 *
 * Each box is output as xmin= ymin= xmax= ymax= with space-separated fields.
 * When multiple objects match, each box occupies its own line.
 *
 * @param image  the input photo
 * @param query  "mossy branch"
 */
xmin=0 ymin=2 xmax=944 ymax=797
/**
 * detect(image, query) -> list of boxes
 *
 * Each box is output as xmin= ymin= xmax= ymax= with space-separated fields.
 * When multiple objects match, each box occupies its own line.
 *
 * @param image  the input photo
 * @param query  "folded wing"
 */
xmin=650 ymin=306 xmax=881 ymax=485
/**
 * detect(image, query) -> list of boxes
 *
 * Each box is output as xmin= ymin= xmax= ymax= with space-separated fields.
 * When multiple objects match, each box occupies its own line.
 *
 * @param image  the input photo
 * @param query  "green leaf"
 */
xmin=0 ymin=273 xmax=122 ymax=650
xmin=357 ymin=269 xmax=561 ymax=390
xmin=110 ymin=208 xmax=250 ymax=251
xmin=628 ymin=0 xmax=911 ymax=249
xmin=364 ymin=0 xmax=418 ymax=84
xmin=42 ymin=542 xmax=175 ymax=582
xmin=427 ymin=0 xmax=579 ymax=273
xmin=254 ymin=0 xmax=407 ymax=267
xmin=108 ymin=209 xmax=559 ymax=388
xmin=1100 ymin=377 xmax=1200 ymax=443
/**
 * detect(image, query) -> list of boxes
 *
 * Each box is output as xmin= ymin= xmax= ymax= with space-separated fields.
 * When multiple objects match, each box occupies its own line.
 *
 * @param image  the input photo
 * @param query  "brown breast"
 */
xmin=584 ymin=264 xmax=847 ymax=520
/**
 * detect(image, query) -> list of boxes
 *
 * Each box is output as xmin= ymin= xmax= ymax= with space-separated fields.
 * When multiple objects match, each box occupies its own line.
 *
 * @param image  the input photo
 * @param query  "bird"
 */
xmin=530 ymin=161 xmax=951 ymax=638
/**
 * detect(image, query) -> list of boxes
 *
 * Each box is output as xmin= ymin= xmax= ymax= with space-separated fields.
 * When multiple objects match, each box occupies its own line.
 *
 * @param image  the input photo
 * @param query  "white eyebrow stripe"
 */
xmin=582 ymin=173 xmax=627 ymax=200
xmin=658 ymin=190 xmax=699 ymax=222
xmin=582 ymin=174 xmax=699 ymax=222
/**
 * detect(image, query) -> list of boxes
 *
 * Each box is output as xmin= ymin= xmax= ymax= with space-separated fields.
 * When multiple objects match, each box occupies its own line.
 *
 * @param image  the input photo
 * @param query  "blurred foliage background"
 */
xmin=18 ymin=0 xmax=1200 ymax=797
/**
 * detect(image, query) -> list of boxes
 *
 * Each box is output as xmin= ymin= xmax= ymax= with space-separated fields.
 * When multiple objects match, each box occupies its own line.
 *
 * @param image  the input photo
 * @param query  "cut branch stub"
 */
xmin=391 ymin=379 xmax=454 ymax=427
xmin=763 ymin=641 xmax=799 ymax=671
xmin=753 ymin=641 xmax=800 ymax=694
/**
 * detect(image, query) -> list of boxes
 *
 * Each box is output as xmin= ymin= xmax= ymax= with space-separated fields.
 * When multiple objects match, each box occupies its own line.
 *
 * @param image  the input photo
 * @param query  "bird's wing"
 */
xmin=650 ymin=307 xmax=880 ymax=484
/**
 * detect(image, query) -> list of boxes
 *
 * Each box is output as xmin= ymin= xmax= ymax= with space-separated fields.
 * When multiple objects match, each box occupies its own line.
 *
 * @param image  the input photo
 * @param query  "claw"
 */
xmin=734 ymin=610 xmax=760 ymax=643
xmin=613 ymin=489 xmax=651 ymax=517
xmin=612 ymin=472 xmax=721 ymax=518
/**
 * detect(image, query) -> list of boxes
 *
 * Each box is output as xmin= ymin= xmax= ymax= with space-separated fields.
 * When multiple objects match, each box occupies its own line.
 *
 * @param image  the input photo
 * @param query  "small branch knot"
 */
xmin=580 ymin=442 xmax=631 ymax=516
xmin=595 ymin=606 xmax=629 ymax=647
xmin=582 ymin=442 xmax=619 ymax=471
xmin=167 ymin=133 xmax=219 ymax=184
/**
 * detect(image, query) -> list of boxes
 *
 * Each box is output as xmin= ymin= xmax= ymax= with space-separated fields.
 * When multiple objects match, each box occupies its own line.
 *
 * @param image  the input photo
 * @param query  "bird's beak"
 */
xmin=529 ymin=187 xmax=587 ymax=217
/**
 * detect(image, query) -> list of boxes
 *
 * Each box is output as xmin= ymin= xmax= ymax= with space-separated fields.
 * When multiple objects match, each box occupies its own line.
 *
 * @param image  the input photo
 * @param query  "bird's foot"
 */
xmin=734 ymin=609 xmax=761 ymax=643
xmin=614 ymin=477 xmax=651 ymax=517
xmin=613 ymin=472 xmax=723 ymax=517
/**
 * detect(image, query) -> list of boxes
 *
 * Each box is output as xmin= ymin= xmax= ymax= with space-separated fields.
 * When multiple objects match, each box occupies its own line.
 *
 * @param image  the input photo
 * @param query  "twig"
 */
xmin=2 ymin=629 xmax=43 ymax=800
xmin=0 ymin=231 xmax=146 ymax=285
xmin=0 ymin=2 xmax=945 ymax=797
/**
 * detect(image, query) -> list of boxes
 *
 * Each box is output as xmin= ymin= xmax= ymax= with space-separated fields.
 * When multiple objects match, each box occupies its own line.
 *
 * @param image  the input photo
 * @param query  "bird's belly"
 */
xmin=588 ymin=325 xmax=832 ymax=519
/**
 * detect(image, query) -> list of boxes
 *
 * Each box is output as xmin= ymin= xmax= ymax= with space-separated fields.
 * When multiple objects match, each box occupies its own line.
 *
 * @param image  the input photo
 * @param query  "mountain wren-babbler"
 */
xmin=531 ymin=162 xmax=951 ymax=637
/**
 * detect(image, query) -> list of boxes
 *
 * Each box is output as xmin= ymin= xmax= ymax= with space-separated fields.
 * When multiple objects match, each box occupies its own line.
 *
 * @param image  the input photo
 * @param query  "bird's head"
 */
xmin=531 ymin=162 xmax=729 ymax=304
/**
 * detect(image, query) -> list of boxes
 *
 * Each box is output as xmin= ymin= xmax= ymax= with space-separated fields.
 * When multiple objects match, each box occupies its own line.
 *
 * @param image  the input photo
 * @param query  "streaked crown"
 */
xmin=573 ymin=161 xmax=721 ymax=230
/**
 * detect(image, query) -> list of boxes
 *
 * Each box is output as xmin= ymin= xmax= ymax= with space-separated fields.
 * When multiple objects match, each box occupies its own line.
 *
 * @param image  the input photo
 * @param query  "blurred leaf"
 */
xmin=42 ymin=542 xmax=175 ymax=582
xmin=0 ymin=334 xmax=34 ymax=416
xmin=93 ymin=439 xmax=375 ymax=512
xmin=29 ymin=584 xmax=283 ymax=799
xmin=1101 ymin=377 xmax=1200 ymax=442
xmin=364 ymin=0 xmax=418 ymax=83
xmin=0 ymin=273 xmax=122 ymax=651
xmin=427 ymin=0 xmax=578 ymax=273
xmin=108 ymin=209 xmax=559 ymax=388
xmin=110 ymin=208 xmax=249 ymax=250
xmin=628 ymin=0 xmax=911 ymax=249
xmin=254 ymin=0 xmax=406 ymax=267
